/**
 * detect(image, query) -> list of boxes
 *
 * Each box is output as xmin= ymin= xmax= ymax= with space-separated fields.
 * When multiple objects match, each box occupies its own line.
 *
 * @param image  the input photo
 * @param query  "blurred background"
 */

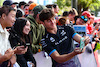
xmin=1 ymin=0 xmax=100 ymax=17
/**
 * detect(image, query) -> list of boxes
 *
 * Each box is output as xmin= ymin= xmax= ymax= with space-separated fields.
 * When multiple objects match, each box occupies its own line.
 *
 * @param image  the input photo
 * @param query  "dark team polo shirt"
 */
xmin=41 ymin=26 xmax=81 ymax=67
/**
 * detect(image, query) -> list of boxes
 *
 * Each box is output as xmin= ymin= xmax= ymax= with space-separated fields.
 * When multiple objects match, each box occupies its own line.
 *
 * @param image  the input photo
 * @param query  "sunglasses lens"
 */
xmin=84 ymin=18 xmax=88 ymax=21
xmin=81 ymin=16 xmax=88 ymax=22
xmin=81 ymin=16 xmax=84 ymax=19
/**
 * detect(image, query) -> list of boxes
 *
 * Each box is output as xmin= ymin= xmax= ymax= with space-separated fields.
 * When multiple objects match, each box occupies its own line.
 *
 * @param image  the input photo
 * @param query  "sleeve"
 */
xmin=41 ymin=38 xmax=56 ymax=56
xmin=69 ymin=27 xmax=76 ymax=38
xmin=65 ymin=26 xmax=76 ymax=38
xmin=30 ymin=25 xmax=45 ymax=54
xmin=30 ymin=25 xmax=43 ymax=54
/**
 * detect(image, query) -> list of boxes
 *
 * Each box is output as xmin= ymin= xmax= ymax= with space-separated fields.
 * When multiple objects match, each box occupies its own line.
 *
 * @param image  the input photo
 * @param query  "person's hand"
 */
xmin=83 ymin=36 xmax=90 ymax=46
xmin=14 ymin=46 xmax=28 ymax=54
xmin=95 ymin=38 xmax=100 ymax=42
xmin=95 ymin=23 xmax=100 ymax=30
xmin=6 ymin=28 xmax=11 ymax=31
xmin=8 ymin=55 xmax=16 ymax=67
xmin=74 ymin=47 xmax=85 ymax=55
xmin=29 ymin=62 xmax=35 ymax=67
xmin=4 ymin=48 xmax=14 ymax=60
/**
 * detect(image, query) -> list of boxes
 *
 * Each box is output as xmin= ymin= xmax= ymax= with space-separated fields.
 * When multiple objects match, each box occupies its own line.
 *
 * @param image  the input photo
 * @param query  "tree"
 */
xmin=55 ymin=0 xmax=100 ymax=16
xmin=54 ymin=0 xmax=71 ymax=15
xmin=0 ymin=0 xmax=4 ymax=7
xmin=77 ymin=0 xmax=100 ymax=16
xmin=55 ymin=0 xmax=71 ymax=9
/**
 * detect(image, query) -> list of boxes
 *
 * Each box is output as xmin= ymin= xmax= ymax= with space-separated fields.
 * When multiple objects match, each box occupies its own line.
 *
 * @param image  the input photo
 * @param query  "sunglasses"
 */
xmin=80 ymin=16 xmax=88 ymax=22
xmin=98 ymin=28 xmax=100 ymax=31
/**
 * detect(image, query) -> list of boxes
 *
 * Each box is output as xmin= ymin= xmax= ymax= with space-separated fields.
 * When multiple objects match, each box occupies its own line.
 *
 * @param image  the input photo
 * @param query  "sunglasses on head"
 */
xmin=80 ymin=16 xmax=88 ymax=22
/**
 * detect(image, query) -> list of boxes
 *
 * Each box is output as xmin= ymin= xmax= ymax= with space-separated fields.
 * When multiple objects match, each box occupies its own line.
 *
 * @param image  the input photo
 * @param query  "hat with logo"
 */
xmin=32 ymin=5 xmax=46 ymax=15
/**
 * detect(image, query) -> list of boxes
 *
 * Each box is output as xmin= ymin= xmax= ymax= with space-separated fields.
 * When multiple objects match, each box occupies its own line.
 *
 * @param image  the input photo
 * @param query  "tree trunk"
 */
xmin=83 ymin=7 xmax=89 ymax=11
xmin=78 ymin=4 xmax=82 ymax=16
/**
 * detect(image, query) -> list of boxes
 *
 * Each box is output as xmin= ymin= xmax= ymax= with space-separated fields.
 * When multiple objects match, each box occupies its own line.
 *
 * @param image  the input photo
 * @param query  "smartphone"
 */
xmin=24 ymin=43 xmax=30 ymax=48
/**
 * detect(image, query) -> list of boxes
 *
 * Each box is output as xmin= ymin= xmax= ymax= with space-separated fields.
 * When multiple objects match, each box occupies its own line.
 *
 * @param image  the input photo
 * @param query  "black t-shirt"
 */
xmin=41 ymin=25 xmax=81 ymax=67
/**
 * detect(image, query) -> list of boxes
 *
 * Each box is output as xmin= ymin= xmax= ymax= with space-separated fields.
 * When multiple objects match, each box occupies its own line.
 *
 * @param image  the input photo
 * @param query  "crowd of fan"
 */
xmin=0 ymin=0 xmax=100 ymax=67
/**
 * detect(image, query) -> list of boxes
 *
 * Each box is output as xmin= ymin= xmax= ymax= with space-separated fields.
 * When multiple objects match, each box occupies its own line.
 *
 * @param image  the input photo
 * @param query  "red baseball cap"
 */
xmin=82 ymin=11 xmax=91 ymax=18
xmin=82 ymin=11 xmax=95 ymax=19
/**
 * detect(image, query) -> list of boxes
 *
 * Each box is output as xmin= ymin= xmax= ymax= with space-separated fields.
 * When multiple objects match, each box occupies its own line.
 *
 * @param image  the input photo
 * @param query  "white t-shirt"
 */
xmin=0 ymin=24 xmax=11 ymax=55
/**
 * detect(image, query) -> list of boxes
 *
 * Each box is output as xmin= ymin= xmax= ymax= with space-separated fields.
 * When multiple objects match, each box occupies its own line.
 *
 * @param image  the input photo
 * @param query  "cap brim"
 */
xmin=12 ymin=2 xmax=18 ymax=4
xmin=89 ymin=16 xmax=94 ymax=19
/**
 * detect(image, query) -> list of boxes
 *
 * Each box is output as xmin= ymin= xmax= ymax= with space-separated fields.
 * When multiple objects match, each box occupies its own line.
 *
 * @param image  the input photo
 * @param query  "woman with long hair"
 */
xmin=9 ymin=18 xmax=36 ymax=67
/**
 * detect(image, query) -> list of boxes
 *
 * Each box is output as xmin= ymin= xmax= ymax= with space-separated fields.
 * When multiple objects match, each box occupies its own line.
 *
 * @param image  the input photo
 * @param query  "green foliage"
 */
xmin=90 ymin=1 xmax=100 ymax=10
xmin=55 ymin=0 xmax=71 ymax=15
xmin=55 ymin=0 xmax=71 ymax=9
xmin=77 ymin=0 xmax=100 ymax=16
xmin=78 ymin=0 xmax=100 ymax=11
xmin=55 ymin=0 xmax=100 ymax=15
xmin=0 ymin=0 xmax=4 ymax=7
xmin=58 ymin=7 xmax=71 ymax=15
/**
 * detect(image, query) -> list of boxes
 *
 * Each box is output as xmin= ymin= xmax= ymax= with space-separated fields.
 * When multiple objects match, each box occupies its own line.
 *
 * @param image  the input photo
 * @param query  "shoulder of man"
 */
xmin=57 ymin=25 xmax=70 ymax=30
xmin=26 ymin=15 xmax=35 ymax=24
xmin=58 ymin=25 xmax=74 ymax=34
xmin=40 ymin=24 xmax=45 ymax=30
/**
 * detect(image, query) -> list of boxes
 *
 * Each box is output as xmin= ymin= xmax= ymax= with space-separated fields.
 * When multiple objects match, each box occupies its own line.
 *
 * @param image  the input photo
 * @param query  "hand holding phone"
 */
xmin=13 ymin=46 xmax=28 ymax=54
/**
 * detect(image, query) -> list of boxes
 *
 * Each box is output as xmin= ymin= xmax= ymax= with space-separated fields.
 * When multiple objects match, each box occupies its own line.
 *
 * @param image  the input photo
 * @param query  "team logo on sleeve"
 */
xmin=50 ymin=37 xmax=55 ymax=42
xmin=41 ymin=38 xmax=47 ymax=48
xmin=61 ymin=30 xmax=66 ymax=36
